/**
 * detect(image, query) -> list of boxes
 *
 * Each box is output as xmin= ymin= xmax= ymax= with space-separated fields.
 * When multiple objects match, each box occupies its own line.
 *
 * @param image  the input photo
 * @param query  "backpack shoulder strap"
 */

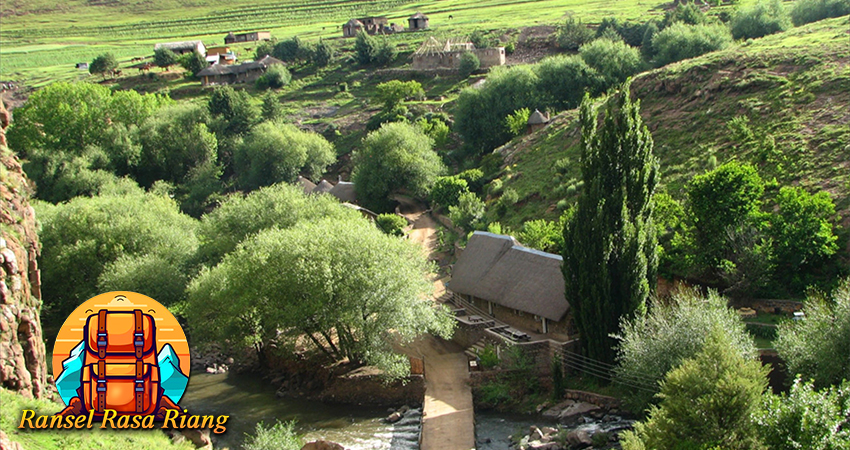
xmin=96 ymin=310 xmax=107 ymax=413
xmin=134 ymin=309 xmax=145 ymax=413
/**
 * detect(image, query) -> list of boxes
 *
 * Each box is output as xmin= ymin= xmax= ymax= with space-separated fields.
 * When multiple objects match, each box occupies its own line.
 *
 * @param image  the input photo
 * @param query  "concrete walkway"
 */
xmin=395 ymin=197 xmax=476 ymax=450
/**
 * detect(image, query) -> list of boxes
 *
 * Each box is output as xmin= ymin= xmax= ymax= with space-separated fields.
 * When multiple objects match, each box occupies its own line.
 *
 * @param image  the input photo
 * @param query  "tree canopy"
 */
xmin=186 ymin=215 xmax=454 ymax=377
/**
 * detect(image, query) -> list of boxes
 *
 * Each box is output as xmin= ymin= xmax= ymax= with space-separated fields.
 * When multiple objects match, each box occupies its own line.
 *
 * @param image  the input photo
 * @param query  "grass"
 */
xmin=484 ymin=16 xmax=850 ymax=230
xmin=0 ymin=388 xmax=194 ymax=450
xmin=0 ymin=0 xmax=682 ymax=84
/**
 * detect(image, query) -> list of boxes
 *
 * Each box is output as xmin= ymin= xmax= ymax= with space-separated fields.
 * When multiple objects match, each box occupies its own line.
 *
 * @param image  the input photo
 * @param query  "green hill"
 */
xmin=485 ymin=16 xmax=850 ymax=232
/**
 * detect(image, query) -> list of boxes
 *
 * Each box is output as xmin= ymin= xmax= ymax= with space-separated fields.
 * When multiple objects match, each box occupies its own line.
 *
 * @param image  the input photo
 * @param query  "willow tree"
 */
xmin=562 ymin=83 xmax=658 ymax=364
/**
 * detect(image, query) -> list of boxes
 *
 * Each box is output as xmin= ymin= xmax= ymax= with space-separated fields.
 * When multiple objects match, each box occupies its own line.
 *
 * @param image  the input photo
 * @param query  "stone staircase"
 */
xmin=463 ymin=338 xmax=490 ymax=360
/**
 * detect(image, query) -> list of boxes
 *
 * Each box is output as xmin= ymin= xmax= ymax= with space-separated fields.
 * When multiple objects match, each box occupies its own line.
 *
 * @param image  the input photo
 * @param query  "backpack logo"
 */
xmin=52 ymin=292 xmax=190 ymax=420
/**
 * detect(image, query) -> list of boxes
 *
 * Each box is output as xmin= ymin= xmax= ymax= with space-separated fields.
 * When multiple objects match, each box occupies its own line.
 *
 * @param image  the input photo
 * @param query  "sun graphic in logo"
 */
xmin=51 ymin=291 xmax=191 ymax=419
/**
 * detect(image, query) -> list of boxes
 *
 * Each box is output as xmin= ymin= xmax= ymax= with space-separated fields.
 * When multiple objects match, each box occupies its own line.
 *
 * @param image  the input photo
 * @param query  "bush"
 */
xmin=504 ymin=107 xmax=530 ymax=137
xmin=662 ymin=3 xmax=710 ymax=27
xmin=449 ymin=192 xmax=486 ymax=231
xmin=497 ymin=187 xmax=519 ymax=214
xmin=153 ymin=48 xmax=178 ymax=70
xmin=375 ymin=213 xmax=408 ymax=236
xmin=770 ymin=186 xmax=838 ymax=275
xmin=731 ymin=0 xmax=791 ymax=40
xmin=430 ymin=176 xmax=469 ymax=208
xmin=470 ymin=30 xmax=492 ymax=48
xmin=243 ymin=421 xmax=302 ymax=450
xmin=517 ymin=219 xmax=561 ymax=253
xmin=556 ymin=15 xmax=595 ymax=50
xmin=790 ymin=0 xmax=850 ymax=26
xmin=535 ymin=55 xmax=603 ymax=109
xmin=621 ymin=328 xmax=769 ymax=450
xmin=255 ymin=64 xmax=292 ymax=90
xmin=375 ymin=80 xmax=423 ymax=110
xmin=416 ymin=117 xmax=450 ymax=149
xmin=459 ymin=51 xmax=480 ymax=78
xmin=651 ymin=22 xmax=733 ymax=66
xmin=254 ymin=41 xmax=275 ymax=61
xmin=179 ymin=51 xmax=207 ymax=76
xmin=775 ymin=279 xmax=850 ymax=389
xmin=756 ymin=378 xmax=850 ymax=450
xmin=273 ymin=36 xmax=309 ymax=63
xmin=313 ymin=40 xmax=334 ymax=66
xmin=456 ymin=168 xmax=484 ymax=192
xmin=615 ymin=288 xmax=758 ymax=413
xmin=477 ymin=343 xmax=500 ymax=369
xmin=354 ymin=31 xmax=377 ymax=64
xmin=374 ymin=38 xmax=396 ymax=65
xmin=578 ymin=38 xmax=645 ymax=86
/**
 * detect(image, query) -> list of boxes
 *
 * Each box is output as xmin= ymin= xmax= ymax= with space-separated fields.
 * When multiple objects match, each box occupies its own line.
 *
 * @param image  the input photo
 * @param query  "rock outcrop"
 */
xmin=0 ymin=98 xmax=47 ymax=400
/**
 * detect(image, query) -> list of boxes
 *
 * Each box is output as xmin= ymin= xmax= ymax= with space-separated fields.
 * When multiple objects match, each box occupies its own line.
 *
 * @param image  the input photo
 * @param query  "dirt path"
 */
xmin=395 ymin=196 xmax=475 ymax=450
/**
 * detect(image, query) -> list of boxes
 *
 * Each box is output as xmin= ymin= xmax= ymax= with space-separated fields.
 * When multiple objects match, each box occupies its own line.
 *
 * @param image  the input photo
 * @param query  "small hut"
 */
xmin=313 ymin=179 xmax=334 ymax=194
xmin=408 ymin=12 xmax=429 ymax=31
xmin=296 ymin=176 xmax=317 ymax=196
xmin=343 ymin=19 xmax=364 ymax=38
xmin=328 ymin=181 xmax=356 ymax=203
xmin=527 ymin=109 xmax=550 ymax=134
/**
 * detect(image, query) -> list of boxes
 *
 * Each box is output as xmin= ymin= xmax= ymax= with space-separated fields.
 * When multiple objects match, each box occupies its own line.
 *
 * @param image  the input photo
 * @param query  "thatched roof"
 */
xmin=154 ymin=41 xmax=204 ymax=52
xmin=527 ymin=109 xmax=549 ymax=125
xmin=296 ymin=176 xmax=316 ymax=195
xmin=197 ymin=55 xmax=283 ymax=77
xmin=313 ymin=179 xmax=334 ymax=194
xmin=328 ymin=181 xmax=356 ymax=203
xmin=410 ymin=12 xmax=428 ymax=19
xmin=448 ymin=231 xmax=569 ymax=321
xmin=345 ymin=19 xmax=363 ymax=27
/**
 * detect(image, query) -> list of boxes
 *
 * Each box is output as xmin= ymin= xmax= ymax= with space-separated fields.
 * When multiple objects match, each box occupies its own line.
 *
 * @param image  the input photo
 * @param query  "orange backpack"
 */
xmin=81 ymin=309 xmax=161 ymax=415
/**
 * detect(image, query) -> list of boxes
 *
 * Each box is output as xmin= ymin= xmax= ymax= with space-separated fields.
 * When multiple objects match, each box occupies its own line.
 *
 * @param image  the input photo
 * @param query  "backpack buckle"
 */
xmin=135 ymin=380 xmax=145 ymax=392
xmin=134 ymin=332 xmax=144 ymax=346
xmin=97 ymin=332 xmax=108 ymax=348
xmin=96 ymin=379 xmax=107 ymax=392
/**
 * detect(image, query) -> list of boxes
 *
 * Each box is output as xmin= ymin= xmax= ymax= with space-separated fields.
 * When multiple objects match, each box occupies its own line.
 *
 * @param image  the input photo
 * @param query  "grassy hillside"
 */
xmin=0 ymin=0 xmax=679 ymax=85
xmin=485 ymin=16 xmax=850 ymax=232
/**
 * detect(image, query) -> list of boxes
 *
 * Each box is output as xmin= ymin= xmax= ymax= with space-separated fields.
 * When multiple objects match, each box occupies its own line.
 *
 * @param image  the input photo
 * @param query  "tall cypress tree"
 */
xmin=562 ymin=82 xmax=658 ymax=365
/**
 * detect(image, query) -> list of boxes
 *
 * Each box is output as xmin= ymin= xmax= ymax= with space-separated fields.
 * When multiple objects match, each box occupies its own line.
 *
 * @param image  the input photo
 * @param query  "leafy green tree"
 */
xmin=756 ymin=378 xmax=850 ymax=450
xmin=375 ymin=213 xmax=408 ymax=236
xmin=196 ymin=183 xmax=358 ymax=265
xmin=790 ymin=0 xmax=850 ymax=26
xmin=775 ymin=279 xmax=850 ymax=389
xmin=243 ymin=421 xmax=302 ymax=450
xmin=174 ymin=160 xmax=223 ymax=217
xmin=621 ymin=328 xmax=769 ymax=450
xmin=662 ymin=3 xmax=710 ymax=27
xmin=456 ymin=168 xmax=484 ymax=192
xmin=207 ymin=86 xmax=259 ymax=136
xmin=578 ymin=38 xmax=645 ymax=87
xmin=535 ymin=55 xmax=603 ymax=110
xmin=179 ymin=51 xmax=207 ymax=76
xmin=615 ymin=288 xmax=758 ymax=412
xmin=770 ymin=186 xmax=838 ymax=274
xmin=234 ymin=121 xmax=334 ymax=190
xmin=518 ymin=219 xmax=561 ymax=253
xmin=374 ymin=80 xmax=423 ymax=110
xmin=254 ymin=41 xmax=275 ymax=61
xmin=135 ymin=103 xmax=218 ymax=187
xmin=255 ymin=65 xmax=291 ymax=90
xmin=273 ymin=36 xmax=307 ymax=62
xmin=415 ymin=117 xmax=451 ymax=149
xmin=470 ymin=30 xmax=492 ymax=49
xmin=153 ymin=47 xmax=178 ymax=70
xmin=562 ymin=84 xmax=659 ymax=365
xmin=373 ymin=38 xmax=396 ymax=65
xmin=651 ymin=22 xmax=732 ymax=67
xmin=353 ymin=122 xmax=446 ymax=212
xmin=459 ymin=52 xmax=480 ymax=78
xmin=260 ymin=92 xmax=285 ymax=121
xmin=640 ymin=22 xmax=659 ymax=59
xmin=313 ymin=40 xmax=334 ymax=66
xmin=89 ymin=53 xmax=118 ymax=76
xmin=504 ymin=107 xmax=531 ymax=137
xmin=430 ymin=176 xmax=469 ymax=208
xmin=454 ymin=65 xmax=542 ymax=154
xmin=36 ymin=189 xmax=198 ymax=325
xmin=354 ymin=31 xmax=377 ymax=64
xmin=555 ymin=15 xmax=595 ymax=50
xmin=449 ymin=192 xmax=485 ymax=232
xmin=687 ymin=161 xmax=765 ymax=269
xmin=186 ymin=215 xmax=454 ymax=376
xmin=731 ymin=0 xmax=791 ymax=40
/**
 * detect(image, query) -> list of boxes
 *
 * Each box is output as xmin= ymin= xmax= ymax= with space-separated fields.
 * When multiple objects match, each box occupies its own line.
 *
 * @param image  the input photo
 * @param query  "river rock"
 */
xmin=541 ymin=426 xmax=558 ymax=435
xmin=301 ymin=441 xmax=344 ymax=450
xmin=528 ymin=441 xmax=561 ymax=450
xmin=558 ymin=402 xmax=601 ymax=425
xmin=542 ymin=399 xmax=576 ymax=419
xmin=566 ymin=429 xmax=592 ymax=447
xmin=385 ymin=411 xmax=403 ymax=423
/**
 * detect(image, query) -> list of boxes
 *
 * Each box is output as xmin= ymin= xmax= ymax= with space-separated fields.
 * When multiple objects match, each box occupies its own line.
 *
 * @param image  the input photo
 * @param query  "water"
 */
xmin=180 ymin=372 xmax=401 ymax=449
xmin=475 ymin=412 xmax=541 ymax=450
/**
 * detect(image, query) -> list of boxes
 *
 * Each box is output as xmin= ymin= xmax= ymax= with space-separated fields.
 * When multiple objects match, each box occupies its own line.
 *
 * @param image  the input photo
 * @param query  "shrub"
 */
xmin=641 ymin=22 xmax=659 ymax=59
xmin=459 ymin=51 xmax=480 ymax=78
xmin=556 ymin=15 xmax=595 ymax=50
xmin=313 ymin=40 xmax=334 ymax=66
xmin=373 ymin=38 xmax=396 ymax=65
xmin=430 ymin=176 xmax=469 ymax=208
xmin=449 ymin=192 xmax=486 ymax=231
xmin=578 ymin=38 xmax=645 ymax=86
xmin=535 ymin=54 xmax=604 ymax=109
xmin=179 ymin=51 xmax=207 ymax=76
xmin=375 ymin=213 xmax=408 ymax=236
xmin=375 ymin=80 xmax=423 ymax=110
xmin=153 ymin=48 xmax=178 ymax=70
xmin=89 ymin=53 xmax=118 ymax=76
xmin=272 ymin=36 xmax=308 ymax=62
xmin=416 ymin=117 xmax=450 ymax=149
xmin=662 ymin=3 xmax=710 ymax=27
xmin=517 ymin=219 xmax=560 ymax=253
xmin=790 ymin=0 xmax=850 ymax=26
xmin=497 ymin=187 xmax=519 ymax=214
xmin=243 ymin=421 xmax=302 ymax=450
xmin=477 ymin=343 xmax=500 ymax=369
xmin=504 ymin=107 xmax=530 ymax=137
xmin=354 ymin=31 xmax=377 ymax=64
xmin=456 ymin=168 xmax=484 ymax=192
xmin=731 ymin=0 xmax=791 ymax=40
xmin=615 ymin=288 xmax=758 ymax=413
xmin=775 ymin=279 xmax=850 ymax=389
xmin=770 ymin=186 xmax=838 ymax=274
xmin=254 ymin=41 xmax=275 ymax=60
xmin=652 ymin=22 xmax=733 ymax=66
xmin=255 ymin=65 xmax=292 ymax=90
xmin=470 ymin=30 xmax=492 ymax=48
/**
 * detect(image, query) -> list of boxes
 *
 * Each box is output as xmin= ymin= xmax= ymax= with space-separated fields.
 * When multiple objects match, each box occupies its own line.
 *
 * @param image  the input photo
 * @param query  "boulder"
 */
xmin=301 ymin=441 xmax=345 ymax=450
xmin=528 ymin=440 xmax=561 ymax=450
xmin=541 ymin=399 xmax=576 ymax=419
xmin=385 ymin=411 xmax=403 ymax=423
xmin=566 ymin=429 xmax=592 ymax=448
xmin=558 ymin=402 xmax=601 ymax=425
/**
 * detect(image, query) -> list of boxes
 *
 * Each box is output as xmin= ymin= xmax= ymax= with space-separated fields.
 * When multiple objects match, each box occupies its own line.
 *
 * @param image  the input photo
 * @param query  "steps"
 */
xmin=463 ymin=338 xmax=490 ymax=360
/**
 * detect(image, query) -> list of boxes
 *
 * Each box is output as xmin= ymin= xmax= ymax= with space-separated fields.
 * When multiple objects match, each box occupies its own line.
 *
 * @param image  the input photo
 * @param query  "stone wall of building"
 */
xmin=473 ymin=47 xmax=506 ymax=68
xmin=411 ymin=47 xmax=506 ymax=71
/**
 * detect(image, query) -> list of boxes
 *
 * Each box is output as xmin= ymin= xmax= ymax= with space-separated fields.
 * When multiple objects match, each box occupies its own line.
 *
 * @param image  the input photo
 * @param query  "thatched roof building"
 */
xmin=197 ymin=55 xmax=284 ymax=86
xmin=449 ymin=232 xmax=568 ymax=323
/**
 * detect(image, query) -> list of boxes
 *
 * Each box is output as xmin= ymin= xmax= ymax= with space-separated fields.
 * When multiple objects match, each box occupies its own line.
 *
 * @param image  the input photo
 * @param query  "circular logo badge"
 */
xmin=52 ymin=291 xmax=191 ymax=413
